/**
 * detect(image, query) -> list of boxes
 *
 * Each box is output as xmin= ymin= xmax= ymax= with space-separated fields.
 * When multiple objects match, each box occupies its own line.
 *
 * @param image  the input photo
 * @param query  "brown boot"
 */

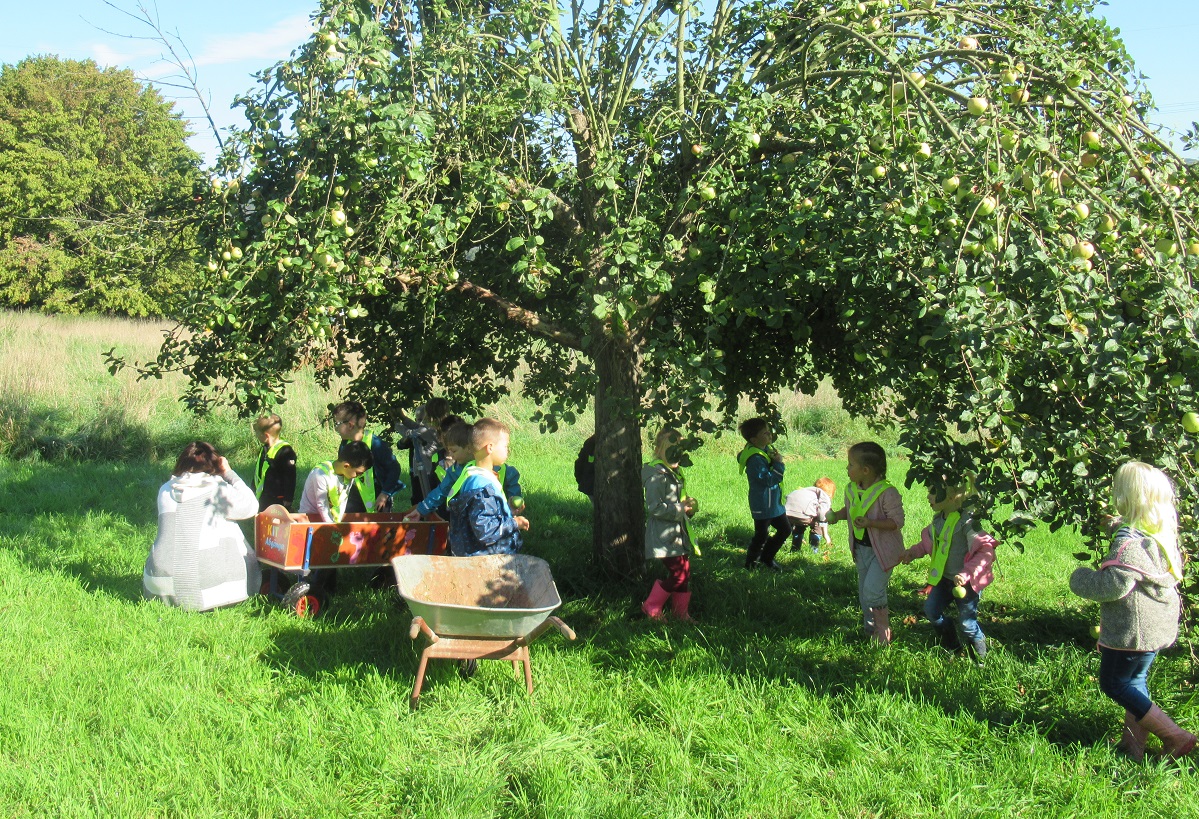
xmin=870 ymin=606 xmax=892 ymax=645
xmin=1138 ymin=704 xmax=1197 ymax=759
xmin=1117 ymin=710 xmax=1148 ymax=762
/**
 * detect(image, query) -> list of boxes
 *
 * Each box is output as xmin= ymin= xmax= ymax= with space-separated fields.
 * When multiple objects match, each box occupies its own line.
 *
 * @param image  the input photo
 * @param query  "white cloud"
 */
xmin=192 ymin=13 xmax=313 ymax=69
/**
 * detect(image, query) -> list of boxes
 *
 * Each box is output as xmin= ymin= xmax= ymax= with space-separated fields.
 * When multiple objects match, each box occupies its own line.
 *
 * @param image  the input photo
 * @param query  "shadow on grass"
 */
xmin=2 ymin=466 xmax=1124 ymax=747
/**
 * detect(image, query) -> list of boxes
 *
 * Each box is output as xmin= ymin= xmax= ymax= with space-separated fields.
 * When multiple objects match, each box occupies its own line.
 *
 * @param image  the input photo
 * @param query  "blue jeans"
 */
xmin=924 ymin=577 xmax=984 ymax=642
xmin=1099 ymin=647 xmax=1156 ymax=719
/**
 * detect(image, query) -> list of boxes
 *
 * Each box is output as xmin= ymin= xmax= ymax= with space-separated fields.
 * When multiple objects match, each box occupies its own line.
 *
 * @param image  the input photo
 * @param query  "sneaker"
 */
xmin=759 ymin=559 xmax=786 ymax=572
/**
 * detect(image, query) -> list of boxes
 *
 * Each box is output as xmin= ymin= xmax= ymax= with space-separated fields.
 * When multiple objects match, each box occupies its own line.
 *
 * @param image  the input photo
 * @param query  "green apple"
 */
xmin=781 ymin=152 xmax=798 ymax=165
xmin=698 ymin=185 xmax=717 ymax=201
xmin=1065 ymin=72 xmax=1084 ymax=89
xmin=687 ymin=245 xmax=702 ymax=260
xmin=1168 ymin=374 xmax=1185 ymax=388
xmin=1071 ymin=241 xmax=1095 ymax=260
xmin=919 ymin=0 xmax=935 ymax=9
xmin=867 ymin=16 xmax=882 ymax=31
xmin=853 ymin=350 xmax=869 ymax=362
xmin=967 ymin=97 xmax=989 ymax=116
xmin=1083 ymin=130 xmax=1102 ymax=150
xmin=977 ymin=196 xmax=997 ymax=217
xmin=1000 ymin=132 xmax=1019 ymax=151
xmin=1072 ymin=202 xmax=1090 ymax=221
xmin=908 ymin=71 xmax=927 ymax=89
xmin=1080 ymin=152 xmax=1100 ymax=168
xmin=1010 ymin=87 xmax=1030 ymax=105
xmin=330 ymin=208 xmax=347 ymax=227
xmin=1187 ymin=241 xmax=1199 ymax=257
xmin=1183 ymin=412 xmax=1199 ymax=434
xmin=691 ymin=143 xmax=705 ymax=157
xmin=206 ymin=259 xmax=219 ymax=272
xmin=1097 ymin=214 xmax=1116 ymax=234
xmin=952 ymin=585 xmax=967 ymax=599
xmin=959 ymin=36 xmax=979 ymax=50
xmin=942 ymin=175 xmax=961 ymax=194
xmin=748 ymin=132 xmax=761 ymax=147
xmin=870 ymin=164 xmax=887 ymax=179
xmin=1156 ymin=238 xmax=1179 ymax=257
xmin=1090 ymin=624 xmax=1101 ymax=639
xmin=800 ymin=198 xmax=814 ymax=210
xmin=914 ymin=142 xmax=932 ymax=161
xmin=999 ymin=69 xmax=1019 ymax=86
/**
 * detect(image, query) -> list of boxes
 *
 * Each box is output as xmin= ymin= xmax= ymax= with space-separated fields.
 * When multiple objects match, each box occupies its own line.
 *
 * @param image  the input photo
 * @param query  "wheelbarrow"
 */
xmin=255 ymin=504 xmax=448 ymax=616
xmin=391 ymin=553 xmax=576 ymax=707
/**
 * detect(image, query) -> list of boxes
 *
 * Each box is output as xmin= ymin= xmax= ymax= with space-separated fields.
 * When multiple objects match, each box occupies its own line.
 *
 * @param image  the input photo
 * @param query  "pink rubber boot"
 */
xmin=670 ymin=591 xmax=693 ymax=622
xmin=641 ymin=580 xmax=670 ymax=619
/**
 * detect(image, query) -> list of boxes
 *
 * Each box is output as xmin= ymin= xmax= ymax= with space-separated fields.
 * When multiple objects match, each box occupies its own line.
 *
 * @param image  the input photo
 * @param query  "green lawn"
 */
xmin=0 ymin=312 xmax=1196 ymax=816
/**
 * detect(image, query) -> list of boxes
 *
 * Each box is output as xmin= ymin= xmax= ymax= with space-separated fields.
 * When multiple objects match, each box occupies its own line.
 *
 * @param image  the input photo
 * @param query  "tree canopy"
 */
xmin=0 ymin=55 xmax=202 ymax=316
xmin=124 ymin=0 xmax=1199 ymax=575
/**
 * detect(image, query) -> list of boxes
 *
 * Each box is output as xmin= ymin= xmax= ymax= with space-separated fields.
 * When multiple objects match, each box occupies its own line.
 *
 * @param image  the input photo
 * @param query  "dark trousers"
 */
xmin=746 ymin=514 xmax=792 ymax=565
xmin=660 ymin=555 xmax=691 ymax=592
xmin=1099 ymin=647 xmax=1156 ymax=719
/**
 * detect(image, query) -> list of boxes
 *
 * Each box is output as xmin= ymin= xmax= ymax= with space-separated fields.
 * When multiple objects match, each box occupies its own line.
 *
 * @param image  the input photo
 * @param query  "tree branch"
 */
xmin=451 ymin=279 xmax=583 ymax=349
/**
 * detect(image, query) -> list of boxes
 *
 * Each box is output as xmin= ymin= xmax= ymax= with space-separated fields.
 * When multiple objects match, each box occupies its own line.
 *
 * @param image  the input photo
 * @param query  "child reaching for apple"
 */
xmin=1069 ymin=461 xmax=1195 ymax=761
xmin=899 ymin=480 xmax=996 ymax=664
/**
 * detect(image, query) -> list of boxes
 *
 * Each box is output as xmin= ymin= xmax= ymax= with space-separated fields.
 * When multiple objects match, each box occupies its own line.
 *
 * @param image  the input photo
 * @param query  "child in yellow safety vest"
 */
xmin=252 ymin=414 xmax=297 ymax=512
xmin=899 ymin=482 xmax=996 ymax=664
xmin=332 ymin=400 xmax=404 ymax=513
xmin=737 ymin=417 xmax=791 ymax=571
xmin=444 ymin=418 xmax=529 ymax=556
xmin=295 ymin=441 xmax=373 ymax=602
xmin=826 ymin=441 xmax=905 ymax=645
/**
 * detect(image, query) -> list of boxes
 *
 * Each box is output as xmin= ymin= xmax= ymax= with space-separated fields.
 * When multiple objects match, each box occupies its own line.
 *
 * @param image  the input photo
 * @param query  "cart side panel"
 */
xmin=255 ymin=504 xmax=302 ymax=569
xmin=256 ymin=511 xmax=448 ymax=570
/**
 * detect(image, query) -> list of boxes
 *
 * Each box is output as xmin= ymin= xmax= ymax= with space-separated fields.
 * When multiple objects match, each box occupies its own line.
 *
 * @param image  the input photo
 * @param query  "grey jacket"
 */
xmin=1069 ymin=526 xmax=1181 ymax=652
xmin=643 ymin=463 xmax=692 ymax=560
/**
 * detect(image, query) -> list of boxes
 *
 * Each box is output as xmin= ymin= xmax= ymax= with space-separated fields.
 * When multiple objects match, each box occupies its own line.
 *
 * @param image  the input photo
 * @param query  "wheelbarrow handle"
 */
xmin=409 ymin=616 xmax=440 ymax=643
xmin=548 ymin=616 xmax=576 ymax=641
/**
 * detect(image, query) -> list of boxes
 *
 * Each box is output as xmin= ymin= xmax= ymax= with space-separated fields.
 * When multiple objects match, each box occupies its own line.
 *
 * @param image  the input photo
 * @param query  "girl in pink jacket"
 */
xmin=827 ymin=442 xmax=905 ymax=645
xmin=901 ymin=484 xmax=997 ymax=664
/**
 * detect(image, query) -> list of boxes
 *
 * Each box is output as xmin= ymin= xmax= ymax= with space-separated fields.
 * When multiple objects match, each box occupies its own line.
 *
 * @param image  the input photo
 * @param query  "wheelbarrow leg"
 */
xmin=411 ymin=648 xmax=431 ymax=710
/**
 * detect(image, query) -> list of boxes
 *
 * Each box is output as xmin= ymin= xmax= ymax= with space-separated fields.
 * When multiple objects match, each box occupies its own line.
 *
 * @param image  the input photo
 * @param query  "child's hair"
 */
xmin=443 ymin=420 xmax=474 ymax=450
xmin=655 ymin=427 xmax=681 ymax=448
xmin=338 ymin=440 xmax=374 ymax=470
xmin=1113 ymin=461 xmax=1179 ymax=553
xmin=848 ymin=441 xmax=887 ymax=478
xmin=424 ymin=398 xmax=450 ymax=422
xmin=440 ymin=414 xmax=465 ymax=433
xmin=472 ymin=417 xmax=510 ymax=450
xmin=815 ymin=477 xmax=836 ymax=498
xmin=332 ymin=400 xmax=366 ymax=423
xmin=254 ymin=414 xmax=282 ymax=434
xmin=739 ymin=417 xmax=769 ymax=442
xmin=174 ymin=441 xmax=222 ymax=476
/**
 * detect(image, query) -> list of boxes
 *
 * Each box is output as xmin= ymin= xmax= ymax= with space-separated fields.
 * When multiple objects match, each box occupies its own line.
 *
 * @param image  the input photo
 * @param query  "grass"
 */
xmin=1 ymin=311 xmax=1197 ymax=816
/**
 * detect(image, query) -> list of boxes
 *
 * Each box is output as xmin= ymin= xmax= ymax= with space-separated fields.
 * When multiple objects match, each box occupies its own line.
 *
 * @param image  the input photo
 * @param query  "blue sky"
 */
xmin=1 ymin=1 xmax=1196 ymax=164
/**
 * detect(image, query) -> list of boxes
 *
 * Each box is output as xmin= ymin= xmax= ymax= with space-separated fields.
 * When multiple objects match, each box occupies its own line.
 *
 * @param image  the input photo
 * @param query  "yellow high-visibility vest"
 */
xmin=254 ymin=440 xmax=290 ymax=498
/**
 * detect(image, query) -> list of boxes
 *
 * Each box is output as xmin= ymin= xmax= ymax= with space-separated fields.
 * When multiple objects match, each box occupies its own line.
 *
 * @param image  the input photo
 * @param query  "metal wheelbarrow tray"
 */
xmin=391 ymin=554 xmax=575 ymax=706
xmin=255 ymin=504 xmax=448 ymax=615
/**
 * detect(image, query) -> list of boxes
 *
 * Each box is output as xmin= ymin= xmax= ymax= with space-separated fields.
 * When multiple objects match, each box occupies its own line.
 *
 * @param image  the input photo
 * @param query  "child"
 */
xmin=404 ymin=420 xmax=474 ymax=521
xmin=827 ymin=442 xmax=904 ymax=644
xmin=899 ymin=482 xmax=996 ymax=663
xmin=252 ymin=414 xmax=297 ymax=513
xmin=298 ymin=441 xmax=373 ymax=524
xmin=1070 ymin=461 xmax=1195 ymax=761
xmin=445 ymin=418 xmax=529 ymax=556
xmin=737 ymin=417 xmax=791 ymax=571
xmin=296 ymin=441 xmax=373 ymax=601
xmin=396 ymin=397 xmax=449 ymax=505
xmin=332 ymin=400 xmax=404 ymax=513
xmin=640 ymin=428 xmax=698 ymax=621
xmin=786 ymin=477 xmax=836 ymax=554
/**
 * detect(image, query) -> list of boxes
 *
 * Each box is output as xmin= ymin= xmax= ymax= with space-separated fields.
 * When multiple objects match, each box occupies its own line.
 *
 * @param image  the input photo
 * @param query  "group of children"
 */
xmin=250 ymin=400 xmax=529 ymax=596
xmin=638 ymin=418 xmax=1194 ymax=758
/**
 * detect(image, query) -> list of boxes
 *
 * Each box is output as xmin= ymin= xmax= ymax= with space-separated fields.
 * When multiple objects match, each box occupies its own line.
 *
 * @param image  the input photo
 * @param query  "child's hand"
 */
xmin=684 ymin=498 xmax=698 ymax=517
xmin=374 ymin=493 xmax=391 ymax=512
xmin=402 ymin=509 xmax=422 ymax=523
xmin=515 ymin=516 xmax=530 ymax=531
xmin=853 ymin=516 xmax=869 ymax=530
xmin=953 ymin=573 xmax=969 ymax=587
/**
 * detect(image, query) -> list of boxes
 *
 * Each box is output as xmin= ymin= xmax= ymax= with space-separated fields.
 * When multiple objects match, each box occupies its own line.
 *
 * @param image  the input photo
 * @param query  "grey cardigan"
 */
xmin=1069 ymin=526 xmax=1181 ymax=652
xmin=643 ymin=462 xmax=692 ymax=560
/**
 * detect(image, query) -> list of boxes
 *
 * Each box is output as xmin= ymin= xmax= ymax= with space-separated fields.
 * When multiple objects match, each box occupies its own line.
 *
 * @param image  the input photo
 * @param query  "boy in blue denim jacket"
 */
xmin=446 ymin=418 xmax=529 ymax=556
xmin=737 ymin=417 xmax=791 ymax=571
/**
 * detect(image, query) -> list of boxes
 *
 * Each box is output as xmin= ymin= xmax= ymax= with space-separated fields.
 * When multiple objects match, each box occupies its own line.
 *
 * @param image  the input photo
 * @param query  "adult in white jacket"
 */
xmin=143 ymin=442 xmax=262 ymax=611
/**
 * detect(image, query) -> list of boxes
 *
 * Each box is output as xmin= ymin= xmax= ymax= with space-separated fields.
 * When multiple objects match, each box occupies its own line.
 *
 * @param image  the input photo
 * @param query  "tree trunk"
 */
xmin=591 ymin=334 xmax=645 ymax=578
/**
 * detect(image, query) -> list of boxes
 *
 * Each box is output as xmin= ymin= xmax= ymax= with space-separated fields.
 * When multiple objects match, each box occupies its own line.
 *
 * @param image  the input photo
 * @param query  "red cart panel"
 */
xmin=255 ymin=504 xmax=448 ymax=570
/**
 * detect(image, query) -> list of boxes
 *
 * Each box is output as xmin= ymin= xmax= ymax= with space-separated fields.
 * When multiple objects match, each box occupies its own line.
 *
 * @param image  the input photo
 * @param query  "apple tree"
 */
xmin=120 ymin=0 xmax=1199 ymax=577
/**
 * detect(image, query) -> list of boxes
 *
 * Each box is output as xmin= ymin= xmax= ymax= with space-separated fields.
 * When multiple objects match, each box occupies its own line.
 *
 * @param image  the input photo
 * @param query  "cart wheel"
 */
xmin=280 ymin=580 xmax=312 ymax=614
xmin=293 ymin=594 xmax=321 ymax=618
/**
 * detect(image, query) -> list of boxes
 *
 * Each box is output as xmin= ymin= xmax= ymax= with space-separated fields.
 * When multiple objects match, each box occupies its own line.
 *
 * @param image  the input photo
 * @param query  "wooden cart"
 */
xmin=255 ymin=504 xmax=448 ymax=616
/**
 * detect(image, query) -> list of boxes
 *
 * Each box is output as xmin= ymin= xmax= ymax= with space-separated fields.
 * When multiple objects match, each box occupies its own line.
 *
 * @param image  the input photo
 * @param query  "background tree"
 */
xmin=122 ymin=0 xmax=1199 ymax=577
xmin=0 ymin=56 xmax=202 ymax=316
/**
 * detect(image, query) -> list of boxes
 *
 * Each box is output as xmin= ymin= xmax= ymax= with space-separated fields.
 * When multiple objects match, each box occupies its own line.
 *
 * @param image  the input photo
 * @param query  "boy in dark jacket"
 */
xmin=447 ymin=418 xmax=529 ymax=556
xmin=252 ymin=414 xmax=297 ymax=512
